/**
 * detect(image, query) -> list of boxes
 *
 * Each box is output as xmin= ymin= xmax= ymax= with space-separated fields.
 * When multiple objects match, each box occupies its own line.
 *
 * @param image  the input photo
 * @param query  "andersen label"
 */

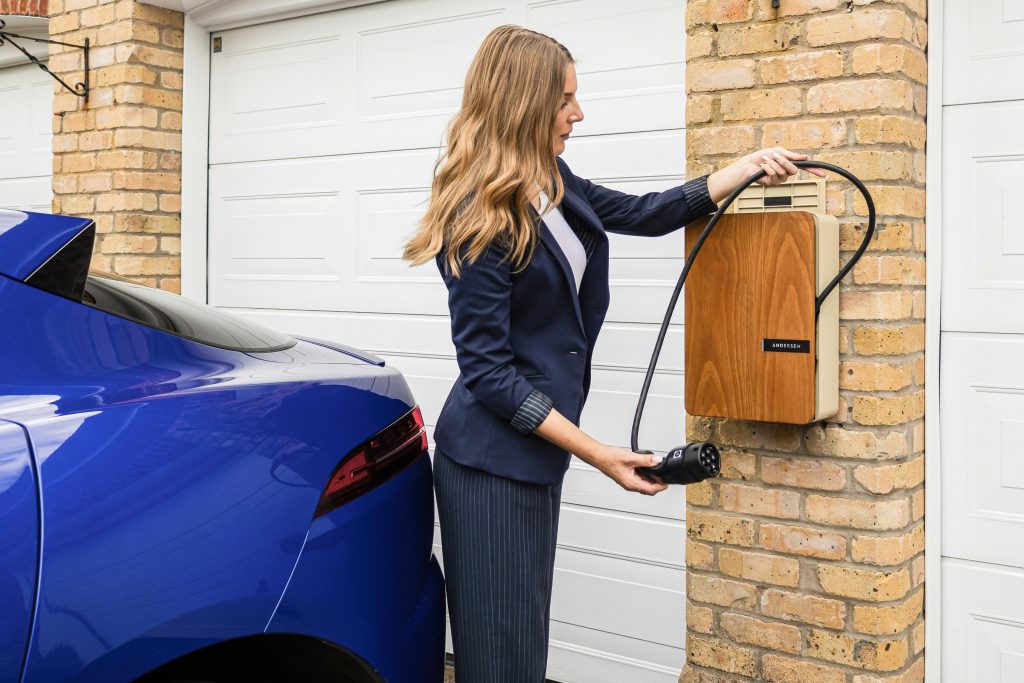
xmin=762 ymin=338 xmax=811 ymax=353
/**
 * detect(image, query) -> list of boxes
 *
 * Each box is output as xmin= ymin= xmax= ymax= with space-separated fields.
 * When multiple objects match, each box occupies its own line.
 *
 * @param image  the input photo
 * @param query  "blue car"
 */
xmin=0 ymin=210 xmax=445 ymax=683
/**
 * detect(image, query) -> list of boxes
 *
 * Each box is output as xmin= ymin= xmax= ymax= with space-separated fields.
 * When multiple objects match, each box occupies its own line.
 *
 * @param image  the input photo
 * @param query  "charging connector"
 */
xmin=637 ymin=442 xmax=721 ymax=486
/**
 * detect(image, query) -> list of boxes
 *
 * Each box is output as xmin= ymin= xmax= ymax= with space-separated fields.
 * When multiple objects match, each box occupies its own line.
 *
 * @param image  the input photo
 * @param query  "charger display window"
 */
xmin=635 ymin=161 xmax=876 ymax=486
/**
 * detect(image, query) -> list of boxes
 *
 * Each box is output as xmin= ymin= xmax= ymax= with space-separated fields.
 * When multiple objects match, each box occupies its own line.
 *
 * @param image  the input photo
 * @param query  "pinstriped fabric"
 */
xmin=680 ymin=175 xmax=717 ymax=218
xmin=510 ymin=390 xmax=553 ymax=434
xmin=434 ymin=449 xmax=561 ymax=683
xmin=560 ymin=207 xmax=598 ymax=260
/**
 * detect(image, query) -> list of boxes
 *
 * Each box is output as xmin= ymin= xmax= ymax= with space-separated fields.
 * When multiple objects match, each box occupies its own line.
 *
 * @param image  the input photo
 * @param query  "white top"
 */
xmin=538 ymin=191 xmax=586 ymax=292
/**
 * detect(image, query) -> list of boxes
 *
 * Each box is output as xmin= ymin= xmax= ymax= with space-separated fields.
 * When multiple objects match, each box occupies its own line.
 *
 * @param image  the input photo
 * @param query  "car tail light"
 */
xmin=315 ymin=406 xmax=428 ymax=517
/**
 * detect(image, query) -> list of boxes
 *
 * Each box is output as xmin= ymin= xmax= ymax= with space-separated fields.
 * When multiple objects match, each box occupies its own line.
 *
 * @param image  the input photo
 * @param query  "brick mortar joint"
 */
xmin=691 ymin=2 xmax=928 ymax=27
xmin=690 ymin=39 xmax=929 ymax=64
xmin=55 ymin=149 xmax=182 ymax=158
xmin=687 ymin=533 xmax=926 ymax=572
xmin=685 ymin=597 xmax=924 ymax=636
xmin=688 ymin=520 xmax=929 ymax=552
xmin=691 ymin=599 xmax=926 ymax=635
xmin=688 ymin=504 xmax=922 ymax=532
xmin=709 ymin=481 xmax=923 ymax=500
xmin=684 ymin=634 xmax=922 ymax=675
xmin=688 ymin=528 xmax=924 ymax=558
xmin=682 ymin=651 xmax=925 ymax=683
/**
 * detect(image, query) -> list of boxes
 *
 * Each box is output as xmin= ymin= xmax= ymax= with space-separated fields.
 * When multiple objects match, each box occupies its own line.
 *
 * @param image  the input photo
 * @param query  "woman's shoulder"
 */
xmin=554 ymin=156 xmax=586 ymax=194
xmin=555 ymin=156 xmax=574 ymax=179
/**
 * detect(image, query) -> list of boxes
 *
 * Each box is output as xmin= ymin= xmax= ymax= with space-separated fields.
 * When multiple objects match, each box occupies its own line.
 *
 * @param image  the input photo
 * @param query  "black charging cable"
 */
xmin=632 ymin=161 xmax=876 ymax=484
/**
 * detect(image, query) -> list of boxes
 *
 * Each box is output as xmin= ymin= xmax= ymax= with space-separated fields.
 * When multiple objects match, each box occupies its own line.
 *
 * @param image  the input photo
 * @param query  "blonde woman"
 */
xmin=404 ymin=25 xmax=820 ymax=680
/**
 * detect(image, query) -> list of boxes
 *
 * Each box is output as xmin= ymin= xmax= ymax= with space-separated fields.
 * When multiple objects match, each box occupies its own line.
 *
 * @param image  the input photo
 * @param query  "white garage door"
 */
xmin=208 ymin=1 xmax=688 ymax=679
xmin=0 ymin=62 xmax=52 ymax=211
xmin=940 ymin=2 xmax=1024 ymax=680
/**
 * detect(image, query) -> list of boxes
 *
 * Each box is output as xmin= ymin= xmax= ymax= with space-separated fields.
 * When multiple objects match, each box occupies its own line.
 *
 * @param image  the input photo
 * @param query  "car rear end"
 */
xmin=265 ymin=402 xmax=445 ymax=682
xmin=0 ymin=210 xmax=444 ymax=682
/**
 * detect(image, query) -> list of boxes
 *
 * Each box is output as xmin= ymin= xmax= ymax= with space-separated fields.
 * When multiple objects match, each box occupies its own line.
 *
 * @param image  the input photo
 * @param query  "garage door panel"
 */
xmin=581 ymin=366 xmax=685 ymax=452
xmin=549 ymin=626 xmax=681 ymax=683
xmin=552 ymin=549 xmax=684 ymax=647
xmin=217 ymin=190 xmax=345 ymax=277
xmin=528 ymin=0 xmax=685 ymax=136
xmin=945 ymin=1 xmax=1024 ymax=105
xmin=0 ymin=64 xmax=51 ymax=210
xmin=942 ymin=2 xmax=1024 ymax=678
xmin=563 ymin=461 xmax=685 ymax=521
xmin=942 ymin=102 xmax=1024 ymax=334
xmin=211 ymin=1 xmax=685 ymax=165
xmin=210 ymin=1 xmax=512 ymax=163
xmin=941 ymin=334 xmax=1024 ymax=568
xmin=0 ymin=177 xmax=52 ymax=213
xmin=0 ymin=70 xmax=52 ymax=176
xmin=355 ymin=188 xmax=434 ymax=280
xmin=943 ymin=559 xmax=1024 ymax=682
xmin=209 ymin=150 xmax=447 ymax=313
xmin=557 ymin=504 xmax=683 ymax=567
xmin=213 ymin=35 xmax=348 ymax=144
xmin=593 ymin=322 xmax=683 ymax=372
xmin=356 ymin=8 xmax=507 ymax=122
xmin=561 ymin=129 xmax=686 ymax=182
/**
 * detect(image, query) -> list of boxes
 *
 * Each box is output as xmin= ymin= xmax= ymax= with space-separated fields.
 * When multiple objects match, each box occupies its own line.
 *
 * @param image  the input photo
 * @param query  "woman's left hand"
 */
xmin=707 ymin=147 xmax=827 ymax=203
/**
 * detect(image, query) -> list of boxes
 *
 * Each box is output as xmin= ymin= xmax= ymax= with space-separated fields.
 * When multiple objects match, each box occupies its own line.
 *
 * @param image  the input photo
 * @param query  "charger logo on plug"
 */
xmin=762 ymin=338 xmax=810 ymax=353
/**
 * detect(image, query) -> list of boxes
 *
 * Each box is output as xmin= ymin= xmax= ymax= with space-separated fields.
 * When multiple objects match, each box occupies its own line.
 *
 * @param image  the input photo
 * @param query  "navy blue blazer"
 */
xmin=433 ymin=157 xmax=717 ymax=486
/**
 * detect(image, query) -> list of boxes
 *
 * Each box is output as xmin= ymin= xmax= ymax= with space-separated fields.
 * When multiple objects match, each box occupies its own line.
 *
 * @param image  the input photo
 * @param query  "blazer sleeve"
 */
xmin=568 ymin=166 xmax=718 ymax=237
xmin=438 ymin=243 xmax=553 ymax=433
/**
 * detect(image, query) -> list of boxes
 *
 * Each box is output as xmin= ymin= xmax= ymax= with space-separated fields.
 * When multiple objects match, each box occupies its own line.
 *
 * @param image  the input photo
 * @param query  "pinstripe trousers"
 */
xmin=433 ymin=448 xmax=562 ymax=683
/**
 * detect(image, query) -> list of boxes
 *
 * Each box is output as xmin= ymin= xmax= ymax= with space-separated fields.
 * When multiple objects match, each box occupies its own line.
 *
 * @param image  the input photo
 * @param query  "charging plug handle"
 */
xmin=630 ymin=161 xmax=876 ymax=458
xmin=636 ymin=442 xmax=722 ymax=485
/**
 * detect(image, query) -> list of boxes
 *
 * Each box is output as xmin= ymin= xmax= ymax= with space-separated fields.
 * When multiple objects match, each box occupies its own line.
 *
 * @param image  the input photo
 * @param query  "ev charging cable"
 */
xmin=632 ymin=161 xmax=876 ymax=484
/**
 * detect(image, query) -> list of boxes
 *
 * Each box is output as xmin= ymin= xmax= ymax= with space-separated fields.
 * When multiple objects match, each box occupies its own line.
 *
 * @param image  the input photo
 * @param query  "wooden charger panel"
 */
xmin=685 ymin=212 xmax=818 ymax=425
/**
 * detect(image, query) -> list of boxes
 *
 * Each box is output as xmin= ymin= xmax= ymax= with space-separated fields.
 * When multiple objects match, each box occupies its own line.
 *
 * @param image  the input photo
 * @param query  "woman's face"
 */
xmin=553 ymin=64 xmax=584 ymax=156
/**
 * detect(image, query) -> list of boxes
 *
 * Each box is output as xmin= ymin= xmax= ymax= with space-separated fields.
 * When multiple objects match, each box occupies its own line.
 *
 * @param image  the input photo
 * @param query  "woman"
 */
xmin=404 ymin=25 xmax=823 ymax=681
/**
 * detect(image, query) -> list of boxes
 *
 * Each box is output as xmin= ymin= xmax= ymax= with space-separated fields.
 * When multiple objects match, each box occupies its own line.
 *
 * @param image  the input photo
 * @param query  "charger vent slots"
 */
xmin=729 ymin=178 xmax=825 ymax=214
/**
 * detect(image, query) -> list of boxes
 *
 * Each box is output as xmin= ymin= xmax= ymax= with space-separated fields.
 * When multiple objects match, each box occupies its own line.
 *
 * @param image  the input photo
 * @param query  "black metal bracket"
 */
xmin=0 ymin=19 xmax=89 ymax=100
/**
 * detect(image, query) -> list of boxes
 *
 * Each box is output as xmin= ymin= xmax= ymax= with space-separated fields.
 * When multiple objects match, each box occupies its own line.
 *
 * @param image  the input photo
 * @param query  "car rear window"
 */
xmin=82 ymin=270 xmax=296 ymax=353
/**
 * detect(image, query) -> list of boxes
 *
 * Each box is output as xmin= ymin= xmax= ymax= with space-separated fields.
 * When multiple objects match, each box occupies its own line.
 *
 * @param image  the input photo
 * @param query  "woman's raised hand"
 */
xmin=707 ymin=146 xmax=827 ymax=203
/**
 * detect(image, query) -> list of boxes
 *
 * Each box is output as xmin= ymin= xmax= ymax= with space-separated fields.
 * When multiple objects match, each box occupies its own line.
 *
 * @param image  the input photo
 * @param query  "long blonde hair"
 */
xmin=403 ymin=25 xmax=574 ymax=276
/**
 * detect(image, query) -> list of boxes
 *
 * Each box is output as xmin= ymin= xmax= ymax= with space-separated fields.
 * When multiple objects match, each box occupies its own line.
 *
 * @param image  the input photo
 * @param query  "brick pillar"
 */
xmin=49 ymin=0 xmax=184 ymax=293
xmin=682 ymin=1 xmax=926 ymax=681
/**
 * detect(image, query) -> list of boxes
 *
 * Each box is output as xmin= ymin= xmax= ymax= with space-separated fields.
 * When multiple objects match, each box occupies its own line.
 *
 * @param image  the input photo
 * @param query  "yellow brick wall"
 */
xmin=49 ymin=0 xmax=184 ymax=293
xmin=682 ymin=1 xmax=926 ymax=681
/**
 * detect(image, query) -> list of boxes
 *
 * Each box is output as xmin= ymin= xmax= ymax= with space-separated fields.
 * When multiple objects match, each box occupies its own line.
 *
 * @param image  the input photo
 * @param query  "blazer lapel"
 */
xmin=556 ymin=165 xmax=604 ymax=233
xmin=537 ymin=220 xmax=586 ymax=336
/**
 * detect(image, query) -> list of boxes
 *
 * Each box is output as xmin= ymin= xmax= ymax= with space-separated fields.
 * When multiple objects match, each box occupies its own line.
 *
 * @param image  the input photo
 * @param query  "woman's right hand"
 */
xmin=531 ymin=406 xmax=668 ymax=496
xmin=587 ymin=445 xmax=669 ymax=496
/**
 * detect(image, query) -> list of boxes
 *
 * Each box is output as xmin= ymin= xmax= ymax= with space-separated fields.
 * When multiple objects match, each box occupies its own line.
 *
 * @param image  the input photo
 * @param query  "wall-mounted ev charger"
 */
xmin=634 ymin=161 xmax=876 ymax=486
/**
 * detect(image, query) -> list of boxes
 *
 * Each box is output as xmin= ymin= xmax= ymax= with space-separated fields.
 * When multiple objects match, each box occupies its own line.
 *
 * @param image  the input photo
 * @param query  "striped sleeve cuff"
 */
xmin=510 ymin=390 xmax=554 ymax=434
xmin=680 ymin=174 xmax=717 ymax=217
